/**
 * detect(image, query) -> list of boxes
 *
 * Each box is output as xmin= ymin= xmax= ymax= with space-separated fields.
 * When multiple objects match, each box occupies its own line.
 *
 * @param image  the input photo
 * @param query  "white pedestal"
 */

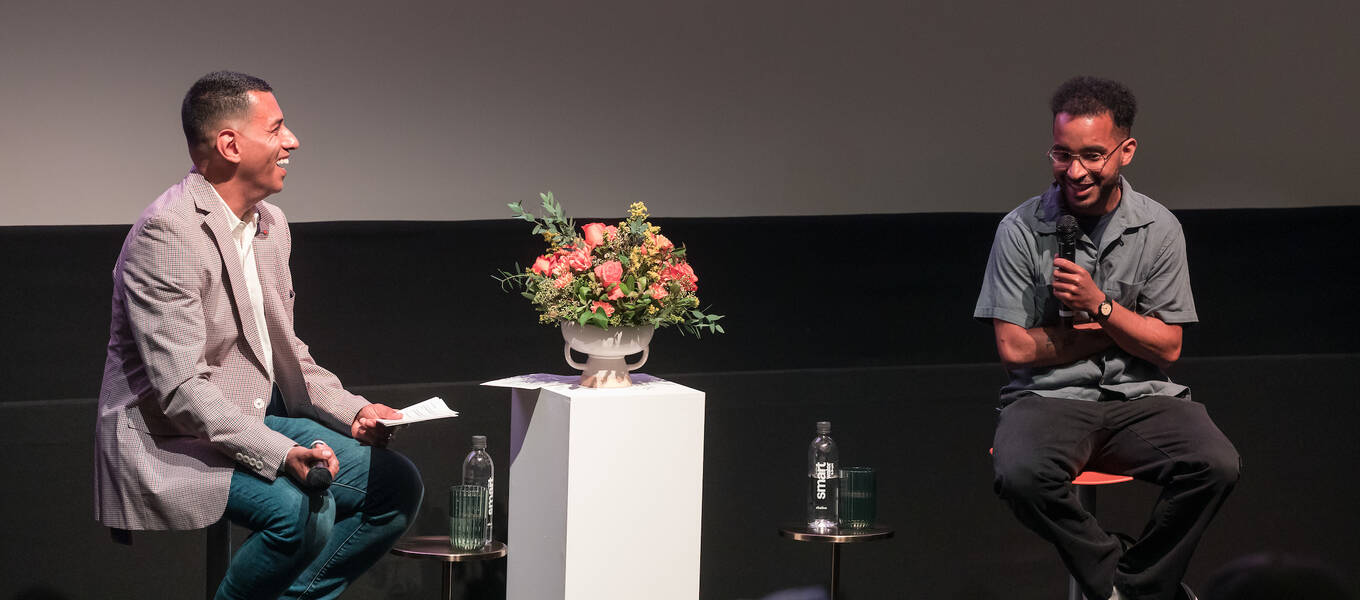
xmin=488 ymin=374 xmax=705 ymax=600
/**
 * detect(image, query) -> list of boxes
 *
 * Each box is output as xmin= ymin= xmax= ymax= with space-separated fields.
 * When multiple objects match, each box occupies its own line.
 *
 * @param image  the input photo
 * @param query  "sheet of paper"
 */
xmin=480 ymin=373 xmax=579 ymax=390
xmin=480 ymin=373 xmax=666 ymax=391
xmin=376 ymin=396 xmax=459 ymax=426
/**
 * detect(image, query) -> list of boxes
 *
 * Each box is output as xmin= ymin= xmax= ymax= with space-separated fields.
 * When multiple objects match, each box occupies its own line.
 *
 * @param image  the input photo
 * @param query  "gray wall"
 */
xmin=3 ymin=0 xmax=1358 ymax=226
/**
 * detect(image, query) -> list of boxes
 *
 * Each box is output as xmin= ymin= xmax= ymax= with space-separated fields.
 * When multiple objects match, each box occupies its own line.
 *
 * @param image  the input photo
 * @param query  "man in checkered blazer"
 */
xmin=95 ymin=71 xmax=424 ymax=599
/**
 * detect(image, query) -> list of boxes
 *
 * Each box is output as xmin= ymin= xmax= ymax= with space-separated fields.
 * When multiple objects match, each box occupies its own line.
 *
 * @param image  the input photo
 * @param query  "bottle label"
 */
xmin=814 ymin=461 xmax=836 ymax=500
xmin=487 ymin=476 xmax=495 ymax=519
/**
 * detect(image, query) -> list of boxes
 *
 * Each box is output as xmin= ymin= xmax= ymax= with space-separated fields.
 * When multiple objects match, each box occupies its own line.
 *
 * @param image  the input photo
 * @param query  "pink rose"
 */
xmin=662 ymin=261 xmax=698 ymax=291
xmin=593 ymin=260 xmax=623 ymax=286
xmin=531 ymin=255 xmax=552 ymax=276
xmin=607 ymin=285 xmax=625 ymax=300
xmin=553 ymin=273 xmax=574 ymax=288
xmin=582 ymin=222 xmax=608 ymax=248
xmin=653 ymin=233 xmax=674 ymax=252
xmin=591 ymin=301 xmax=615 ymax=317
xmin=605 ymin=225 xmax=618 ymax=241
xmin=564 ymin=246 xmax=591 ymax=272
xmin=648 ymin=283 xmax=668 ymax=300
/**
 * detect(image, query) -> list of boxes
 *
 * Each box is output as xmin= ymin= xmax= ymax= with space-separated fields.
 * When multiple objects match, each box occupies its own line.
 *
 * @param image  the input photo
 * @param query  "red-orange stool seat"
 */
xmin=1072 ymin=471 xmax=1133 ymax=486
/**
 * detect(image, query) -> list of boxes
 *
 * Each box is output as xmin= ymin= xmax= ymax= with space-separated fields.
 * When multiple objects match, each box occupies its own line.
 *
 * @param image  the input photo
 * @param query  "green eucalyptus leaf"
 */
xmin=587 ymin=310 xmax=608 ymax=328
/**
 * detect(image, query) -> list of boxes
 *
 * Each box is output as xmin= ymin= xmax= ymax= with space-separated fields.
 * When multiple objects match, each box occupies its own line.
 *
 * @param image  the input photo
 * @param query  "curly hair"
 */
xmin=1050 ymin=76 xmax=1137 ymax=133
xmin=181 ymin=71 xmax=273 ymax=151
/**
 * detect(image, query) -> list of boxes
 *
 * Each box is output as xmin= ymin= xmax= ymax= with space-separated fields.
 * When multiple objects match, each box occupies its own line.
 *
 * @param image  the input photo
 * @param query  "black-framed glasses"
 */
xmin=1047 ymin=136 xmax=1130 ymax=171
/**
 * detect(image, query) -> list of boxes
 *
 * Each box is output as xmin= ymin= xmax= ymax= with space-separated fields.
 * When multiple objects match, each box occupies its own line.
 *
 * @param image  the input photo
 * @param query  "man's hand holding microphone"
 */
xmin=285 ymin=441 xmax=338 ymax=490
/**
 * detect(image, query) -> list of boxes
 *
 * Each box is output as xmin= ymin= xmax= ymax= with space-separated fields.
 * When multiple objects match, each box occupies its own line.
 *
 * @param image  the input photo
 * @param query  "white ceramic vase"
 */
xmin=560 ymin=322 xmax=654 ymax=388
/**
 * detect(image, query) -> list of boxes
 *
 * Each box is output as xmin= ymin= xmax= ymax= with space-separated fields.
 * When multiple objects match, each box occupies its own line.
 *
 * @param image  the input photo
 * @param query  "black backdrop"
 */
xmin=7 ymin=206 xmax=1358 ymax=401
xmin=2 ymin=207 xmax=1357 ymax=598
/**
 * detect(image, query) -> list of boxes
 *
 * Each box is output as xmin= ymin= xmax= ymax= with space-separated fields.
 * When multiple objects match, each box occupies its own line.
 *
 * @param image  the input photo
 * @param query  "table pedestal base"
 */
xmin=389 ymin=536 xmax=507 ymax=600
xmin=779 ymin=525 xmax=894 ymax=600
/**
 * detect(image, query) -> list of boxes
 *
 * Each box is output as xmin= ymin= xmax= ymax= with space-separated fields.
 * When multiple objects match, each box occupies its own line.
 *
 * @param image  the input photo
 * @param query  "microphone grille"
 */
xmin=306 ymin=466 xmax=332 ymax=489
xmin=1057 ymin=215 xmax=1080 ymax=242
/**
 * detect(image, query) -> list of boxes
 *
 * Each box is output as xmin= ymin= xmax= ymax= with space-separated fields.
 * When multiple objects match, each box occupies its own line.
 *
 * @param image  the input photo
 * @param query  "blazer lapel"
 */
xmin=253 ymin=214 xmax=316 ymax=418
xmin=188 ymin=175 xmax=271 ymax=378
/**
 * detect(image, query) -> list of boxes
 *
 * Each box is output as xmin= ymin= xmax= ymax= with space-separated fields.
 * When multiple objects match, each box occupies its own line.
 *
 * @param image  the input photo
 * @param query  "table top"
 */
xmin=778 ymin=524 xmax=895 ymax=543
xmin=390 ymin=536 xmax=508 ymax=562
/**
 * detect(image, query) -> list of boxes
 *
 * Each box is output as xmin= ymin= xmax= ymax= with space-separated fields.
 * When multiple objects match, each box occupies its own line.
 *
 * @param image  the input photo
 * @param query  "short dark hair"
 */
xmin=1050 ymin=76 xmax=1137 ymax=133
xmin=181 ymin=71 xmax=272 ymax=150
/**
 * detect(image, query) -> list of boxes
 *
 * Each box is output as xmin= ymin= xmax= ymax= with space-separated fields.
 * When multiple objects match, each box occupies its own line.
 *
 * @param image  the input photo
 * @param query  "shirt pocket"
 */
xmin=1111 ymin=279 xmax=1145 ymax=313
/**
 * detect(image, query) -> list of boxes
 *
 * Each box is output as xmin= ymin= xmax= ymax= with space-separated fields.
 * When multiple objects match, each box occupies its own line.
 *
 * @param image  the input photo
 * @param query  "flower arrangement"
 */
xmin=496 ymin=192 xmax=724 ymax=337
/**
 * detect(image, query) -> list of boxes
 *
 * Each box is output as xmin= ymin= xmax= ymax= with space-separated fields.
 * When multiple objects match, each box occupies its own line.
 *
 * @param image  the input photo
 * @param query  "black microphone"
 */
xmin=304 ymin=440 xmax=332 ymax=490
xmin=1056 ymin=215 xmax=1080 ymax=328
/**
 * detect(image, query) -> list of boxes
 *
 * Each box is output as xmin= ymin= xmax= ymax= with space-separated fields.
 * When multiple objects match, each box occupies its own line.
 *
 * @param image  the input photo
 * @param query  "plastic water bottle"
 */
xmin=806 ymin=421 xmax=839 ymax=532
xmin=462 ymin=435 xmax=495 ymax=545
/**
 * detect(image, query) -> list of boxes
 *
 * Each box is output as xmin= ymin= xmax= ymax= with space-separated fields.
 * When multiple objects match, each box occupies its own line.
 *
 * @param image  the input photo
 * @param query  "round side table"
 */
xmin=390 ymin=536 xmax=507 ymax=600
xmin=778 ymin=524 xmax=894 ymax=600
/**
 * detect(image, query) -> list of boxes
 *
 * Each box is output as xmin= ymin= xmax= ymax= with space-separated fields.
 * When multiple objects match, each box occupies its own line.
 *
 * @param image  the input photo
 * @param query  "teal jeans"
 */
xmin=216 ymin=416 xmax=424 ymax=600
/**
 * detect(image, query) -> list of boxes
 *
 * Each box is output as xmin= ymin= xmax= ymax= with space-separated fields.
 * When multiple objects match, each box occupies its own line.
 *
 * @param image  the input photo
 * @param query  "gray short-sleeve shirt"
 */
xmin=974 ymin=178 xmax=1197 ymax=402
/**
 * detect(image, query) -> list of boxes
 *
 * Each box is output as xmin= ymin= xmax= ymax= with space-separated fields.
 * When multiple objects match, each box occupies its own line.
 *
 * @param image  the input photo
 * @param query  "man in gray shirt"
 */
xmin=975 ymin=76 xmax=1239 ymax=600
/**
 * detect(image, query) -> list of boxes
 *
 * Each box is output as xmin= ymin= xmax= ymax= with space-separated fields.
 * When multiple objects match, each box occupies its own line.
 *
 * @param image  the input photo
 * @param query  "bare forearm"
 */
xmin=994 ymin=320 xmax=1113 ymax=370
xmin=1040 ymin=257 xmax=1183 ymax=370
xmin=1100 ymin=302 xmax=1182 ymax=369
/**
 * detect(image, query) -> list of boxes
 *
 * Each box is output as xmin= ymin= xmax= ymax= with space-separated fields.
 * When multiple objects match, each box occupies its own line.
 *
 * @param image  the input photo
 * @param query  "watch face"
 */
xmin=1100 ymin=302 xmax=1113 ymax=317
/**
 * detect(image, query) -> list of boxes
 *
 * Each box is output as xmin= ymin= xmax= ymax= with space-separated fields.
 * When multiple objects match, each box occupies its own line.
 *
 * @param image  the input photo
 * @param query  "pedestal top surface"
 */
xmin=482 ymin=373 xmax=699 ymax=396
xmin=778 ymin=524 xmax=895 ymax=543
xmin=390 ymin=536 xmax=507 ymax=562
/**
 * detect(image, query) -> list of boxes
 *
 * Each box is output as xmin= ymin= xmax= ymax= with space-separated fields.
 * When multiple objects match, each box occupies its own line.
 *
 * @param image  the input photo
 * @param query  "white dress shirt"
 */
xmin=213 ymin=190 xmax=274 ymax=381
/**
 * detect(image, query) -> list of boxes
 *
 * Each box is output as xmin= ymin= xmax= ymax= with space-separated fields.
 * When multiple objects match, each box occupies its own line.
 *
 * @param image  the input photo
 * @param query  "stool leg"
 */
xmin=205 ymin=520 xmax=231 ymax=600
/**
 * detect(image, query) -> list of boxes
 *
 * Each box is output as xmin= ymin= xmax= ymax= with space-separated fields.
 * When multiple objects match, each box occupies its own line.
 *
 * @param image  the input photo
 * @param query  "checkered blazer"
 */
xmin=94 ymin=171 xmax=369 ymax=530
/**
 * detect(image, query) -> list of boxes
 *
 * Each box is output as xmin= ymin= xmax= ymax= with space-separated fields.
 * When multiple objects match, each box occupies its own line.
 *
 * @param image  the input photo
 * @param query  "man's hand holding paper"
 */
xmin=375 ymin=397 xmax=460 ymax=427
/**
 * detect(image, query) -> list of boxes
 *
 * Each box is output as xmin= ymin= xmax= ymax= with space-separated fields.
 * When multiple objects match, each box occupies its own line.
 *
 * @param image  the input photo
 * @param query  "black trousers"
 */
xmin=992 ymin=394 xmax=1240 ymax=600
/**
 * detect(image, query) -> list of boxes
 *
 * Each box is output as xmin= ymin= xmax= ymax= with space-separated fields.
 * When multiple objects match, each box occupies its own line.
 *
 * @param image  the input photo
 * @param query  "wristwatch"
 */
xmin=1095 ymin=296 xmax=1114 ymax=320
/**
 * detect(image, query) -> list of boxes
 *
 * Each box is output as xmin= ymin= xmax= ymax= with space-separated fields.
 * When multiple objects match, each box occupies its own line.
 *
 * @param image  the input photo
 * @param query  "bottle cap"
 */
xmin=816 ymin=421 xmax=831 ymax=434
xmin=472 ymin=435 xmax=487 ymax=449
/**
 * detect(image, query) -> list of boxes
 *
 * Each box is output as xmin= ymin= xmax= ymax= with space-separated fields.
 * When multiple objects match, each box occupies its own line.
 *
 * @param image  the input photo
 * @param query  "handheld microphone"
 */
xmin=1056 ymin=215 xmax=1080 ymax=328
xmin=304 ymin=440 xmax=332 ymax=490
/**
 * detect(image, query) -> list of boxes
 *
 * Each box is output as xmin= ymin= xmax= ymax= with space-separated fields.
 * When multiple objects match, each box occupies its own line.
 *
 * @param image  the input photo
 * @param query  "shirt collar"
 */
xmin=1031 ymin=177 xmax=1155 ymax=234
xmin=208 ymin=185 xmax=259 ymax=233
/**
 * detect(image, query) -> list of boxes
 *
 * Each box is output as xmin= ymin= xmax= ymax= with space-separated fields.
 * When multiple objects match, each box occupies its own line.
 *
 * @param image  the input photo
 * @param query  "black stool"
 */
xmin=110 ymin=519 xmax=232 ymax=599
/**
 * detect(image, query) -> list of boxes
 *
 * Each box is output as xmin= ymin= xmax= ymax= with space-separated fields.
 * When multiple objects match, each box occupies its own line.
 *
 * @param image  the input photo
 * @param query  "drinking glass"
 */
xmin=838 ymin=467 xmax=876 ymax=529
xmin=449 ymin=484 xmax=489 ymax=550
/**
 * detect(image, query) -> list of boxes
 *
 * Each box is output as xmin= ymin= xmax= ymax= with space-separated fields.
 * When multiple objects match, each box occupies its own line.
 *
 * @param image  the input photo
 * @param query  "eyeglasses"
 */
xmin=1047 ymin=136 xmax=1130 ymax=171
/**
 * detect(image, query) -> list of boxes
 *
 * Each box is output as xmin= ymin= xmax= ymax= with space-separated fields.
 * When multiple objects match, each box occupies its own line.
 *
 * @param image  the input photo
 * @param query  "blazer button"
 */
xmin=254 ymin=398 xmax=266 ymax=409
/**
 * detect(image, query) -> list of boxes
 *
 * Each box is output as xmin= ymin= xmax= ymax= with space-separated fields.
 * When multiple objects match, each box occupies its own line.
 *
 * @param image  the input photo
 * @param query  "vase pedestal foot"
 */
xmin=578 ymin=356 xmax=633 ymax=388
